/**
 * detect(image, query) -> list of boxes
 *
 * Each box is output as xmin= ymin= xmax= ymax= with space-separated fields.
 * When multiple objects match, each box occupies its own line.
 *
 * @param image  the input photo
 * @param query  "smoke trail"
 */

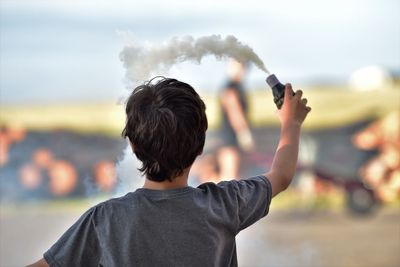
xmin=119 ymin=34 xmax=269 ymax=81
xmin=114 ymin=142 xmax=144 ymax=196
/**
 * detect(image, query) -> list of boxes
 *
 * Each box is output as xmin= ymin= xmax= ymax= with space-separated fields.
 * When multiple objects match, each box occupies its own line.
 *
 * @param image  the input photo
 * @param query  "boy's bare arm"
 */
xmin=26 ymin=258 xmax=48 ymax=267
xmin=264 ymin=84 xmax=311 ymax=198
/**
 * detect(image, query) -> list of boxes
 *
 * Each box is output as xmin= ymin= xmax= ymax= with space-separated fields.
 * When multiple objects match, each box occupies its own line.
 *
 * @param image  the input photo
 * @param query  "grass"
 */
xmin=0 ymin=85 xmax=399 ymax=136
xmin=270 ymin=189 xmax=346 ymax=211
xmin=249 ymin=85 xmax=400 ymax=130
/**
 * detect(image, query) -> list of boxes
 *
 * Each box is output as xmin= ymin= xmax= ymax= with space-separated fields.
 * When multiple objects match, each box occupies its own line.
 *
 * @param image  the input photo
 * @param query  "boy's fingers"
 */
xmin=294 ymin=90 xmax=303 ymax=99
xmin=284 ymin=84 xmax=293 ymax=101
xmin=301 ymin=98 xmax=308 ymax=105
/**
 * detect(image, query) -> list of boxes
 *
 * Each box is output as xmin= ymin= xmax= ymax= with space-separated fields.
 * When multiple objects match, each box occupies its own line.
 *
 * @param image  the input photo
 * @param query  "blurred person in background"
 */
xmin=192 ymin=59 xmax=255 ymax=183
xmin=215 ymin=59 xmax=255 ymax=181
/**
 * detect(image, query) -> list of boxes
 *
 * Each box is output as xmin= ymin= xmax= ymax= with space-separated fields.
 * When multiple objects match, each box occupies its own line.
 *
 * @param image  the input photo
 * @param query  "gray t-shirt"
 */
xmin=44 ymin=175 xmax=272 ymax=267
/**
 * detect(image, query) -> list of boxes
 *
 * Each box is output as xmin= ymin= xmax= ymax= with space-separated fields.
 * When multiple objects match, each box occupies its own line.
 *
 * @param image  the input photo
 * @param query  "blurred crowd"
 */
xmin=353 ymin=111 xmax=400 ymax=203
xmin=0 ymin=126 xmax=121 ymax=199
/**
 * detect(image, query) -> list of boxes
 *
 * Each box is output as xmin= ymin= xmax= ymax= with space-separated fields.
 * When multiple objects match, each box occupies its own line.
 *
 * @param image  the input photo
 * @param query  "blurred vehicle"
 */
xmin=304 ymin=120 xmax=380 ymax=214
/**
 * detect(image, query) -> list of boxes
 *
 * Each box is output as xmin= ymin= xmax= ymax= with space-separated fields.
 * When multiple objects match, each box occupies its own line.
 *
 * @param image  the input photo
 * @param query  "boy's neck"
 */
xmin=142 ymin=168 xmax=190 ymax=190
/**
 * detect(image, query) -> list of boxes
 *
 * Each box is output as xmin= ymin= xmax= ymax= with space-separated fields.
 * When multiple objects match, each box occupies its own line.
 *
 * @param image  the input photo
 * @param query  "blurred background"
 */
xmin=0 ymin=0 xmax=399 ymax=266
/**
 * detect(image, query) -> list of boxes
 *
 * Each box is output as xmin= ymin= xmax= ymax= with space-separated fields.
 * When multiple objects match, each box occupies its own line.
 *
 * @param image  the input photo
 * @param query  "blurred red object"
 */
xmin=94 ymin=161 xmax=117 ymax=192
xmin=352 ymin=123 xmax=381 ymax=150
xmin=0 ymin=131 xmax=10 ymax=166
xmin=353 ymin=111 xmax=400 ymax=203
xmin=0 ymin=126 xmax=26 ymax=166
xmin=48 ymin=160 xmax=77 ymax=196
xmin=7 ymin=127 xmax=26 ymax=142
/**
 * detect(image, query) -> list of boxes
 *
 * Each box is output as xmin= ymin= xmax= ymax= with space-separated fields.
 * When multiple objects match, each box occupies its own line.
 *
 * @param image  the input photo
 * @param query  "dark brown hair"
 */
xmin=122 ymin=77 xmax=208 ymax=182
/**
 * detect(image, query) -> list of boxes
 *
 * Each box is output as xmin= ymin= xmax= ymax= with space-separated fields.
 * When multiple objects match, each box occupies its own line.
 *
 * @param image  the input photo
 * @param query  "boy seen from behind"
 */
xmin=29 ymin=77 xmax=311 ymax=267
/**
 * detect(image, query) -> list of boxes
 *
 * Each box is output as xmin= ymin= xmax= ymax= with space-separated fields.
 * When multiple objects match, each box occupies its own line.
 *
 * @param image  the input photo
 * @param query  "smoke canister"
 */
xmin=266 ymin=74 xmax=287 ymax=109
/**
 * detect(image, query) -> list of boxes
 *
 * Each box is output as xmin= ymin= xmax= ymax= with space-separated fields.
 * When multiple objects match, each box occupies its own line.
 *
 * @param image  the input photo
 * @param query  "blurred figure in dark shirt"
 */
xmin=191 ymin=59 xmax=255 ymax=183
xmin=216 ymin=59 xmax=254 ymax=181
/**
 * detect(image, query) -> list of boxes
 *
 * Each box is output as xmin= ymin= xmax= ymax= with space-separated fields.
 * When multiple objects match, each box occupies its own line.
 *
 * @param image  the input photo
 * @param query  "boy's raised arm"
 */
xmin=264 ymin=84 xmax=311 ymax=198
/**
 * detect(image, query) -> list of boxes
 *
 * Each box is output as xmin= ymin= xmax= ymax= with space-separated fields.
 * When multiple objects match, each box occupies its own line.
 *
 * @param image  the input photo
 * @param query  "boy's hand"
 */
xmin=278 ymin=84 xmax=311 ymax=126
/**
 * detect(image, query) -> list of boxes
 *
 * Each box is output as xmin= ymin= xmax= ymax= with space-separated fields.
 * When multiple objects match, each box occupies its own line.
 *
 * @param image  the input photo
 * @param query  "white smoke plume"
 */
xmin=115 ymin=143 xmax=144 ymax=196
xmin=119 ymin=34 xmax=269 ymax=81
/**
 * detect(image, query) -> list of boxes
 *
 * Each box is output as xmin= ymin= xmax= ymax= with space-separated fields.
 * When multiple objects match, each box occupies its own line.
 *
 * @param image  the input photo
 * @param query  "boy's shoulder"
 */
xmin=90 ymin=191 xmax=138 ymax=215
xmin=91 ymin=175 xmax=270 ymax=213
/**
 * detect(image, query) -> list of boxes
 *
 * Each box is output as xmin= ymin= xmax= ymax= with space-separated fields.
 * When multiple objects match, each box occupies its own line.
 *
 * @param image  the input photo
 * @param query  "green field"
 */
xmin=1 ymin=85 xmax=399 ymax=136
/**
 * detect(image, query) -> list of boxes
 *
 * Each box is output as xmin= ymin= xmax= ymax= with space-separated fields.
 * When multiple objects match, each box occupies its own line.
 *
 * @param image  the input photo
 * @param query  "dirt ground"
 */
xmin=0 ymin=204 xmax=399 ymax=267
xmin=236 ymin=208 xmax=400 ymax=267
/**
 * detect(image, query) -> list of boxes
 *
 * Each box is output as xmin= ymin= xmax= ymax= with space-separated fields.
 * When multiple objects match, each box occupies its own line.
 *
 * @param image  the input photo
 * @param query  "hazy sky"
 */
xmin=1 ymin=0 xmax=399 ymax=104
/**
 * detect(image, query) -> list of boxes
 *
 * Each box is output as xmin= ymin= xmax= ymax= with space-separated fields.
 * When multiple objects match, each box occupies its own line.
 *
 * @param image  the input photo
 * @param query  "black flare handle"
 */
xmin=266 ymin=74 xmax=294 ymax=109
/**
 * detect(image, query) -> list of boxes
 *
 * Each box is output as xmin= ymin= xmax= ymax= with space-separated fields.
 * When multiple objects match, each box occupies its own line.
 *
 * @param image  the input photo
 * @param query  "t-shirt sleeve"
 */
xmin=43 ymin=206 xmax=101 ymax=267
xmin=200 ymin=175 xmax=272 ymax=234
xmin=232 ymin=175 xmax=272 ymax=232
